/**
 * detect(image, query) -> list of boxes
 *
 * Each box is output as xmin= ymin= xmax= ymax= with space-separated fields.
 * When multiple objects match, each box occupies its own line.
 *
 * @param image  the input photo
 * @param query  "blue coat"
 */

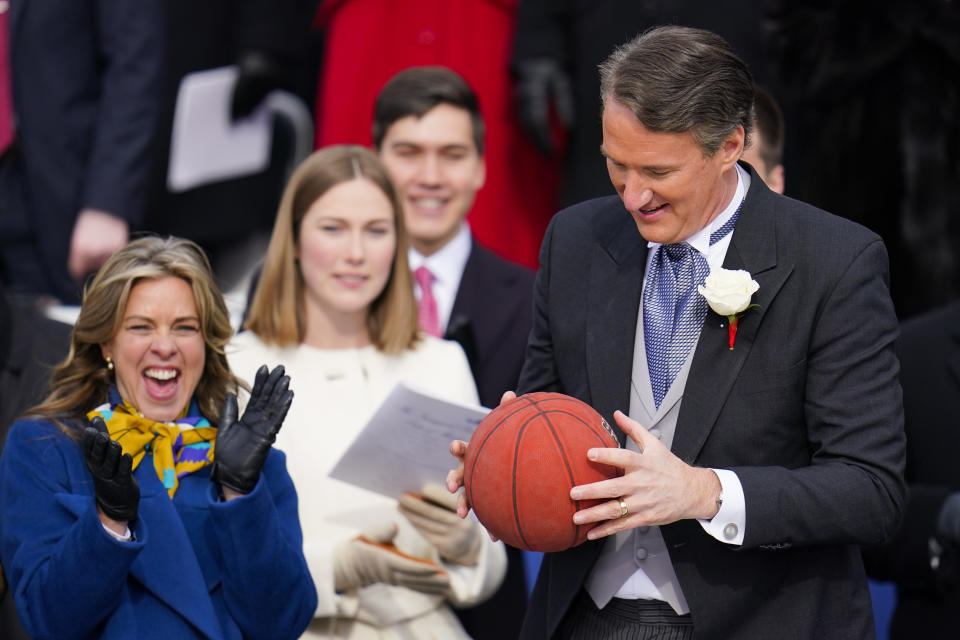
xmin=0 ymin=417 xmax=317 ymax=640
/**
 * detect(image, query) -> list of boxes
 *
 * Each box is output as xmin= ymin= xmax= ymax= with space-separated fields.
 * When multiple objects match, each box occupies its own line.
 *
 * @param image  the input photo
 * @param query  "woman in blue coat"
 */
xmin=0 ymin=236 xmax=317 ymax=639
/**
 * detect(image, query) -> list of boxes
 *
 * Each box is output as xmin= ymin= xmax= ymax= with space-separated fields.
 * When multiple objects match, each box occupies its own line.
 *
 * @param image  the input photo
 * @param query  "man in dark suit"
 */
xmin=864 ymin=301 xmax=960 ymax=638
xmin=449 ymin=25 xmax=905 ymax=639
xmin=0 ymin=0 xmax=163 ymax=303
xmin=374 ymin=66 xmax=535 ymax=638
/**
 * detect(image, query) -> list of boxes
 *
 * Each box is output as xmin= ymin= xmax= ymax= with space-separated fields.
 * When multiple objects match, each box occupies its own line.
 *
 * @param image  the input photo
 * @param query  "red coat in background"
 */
xmin=314 ymin=0 xmax=560 ymax=269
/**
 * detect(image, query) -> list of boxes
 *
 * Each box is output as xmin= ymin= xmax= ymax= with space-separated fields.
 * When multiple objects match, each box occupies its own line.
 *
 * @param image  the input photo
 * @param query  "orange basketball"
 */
xmin=463 ymin=392 xmax=621 ymax=552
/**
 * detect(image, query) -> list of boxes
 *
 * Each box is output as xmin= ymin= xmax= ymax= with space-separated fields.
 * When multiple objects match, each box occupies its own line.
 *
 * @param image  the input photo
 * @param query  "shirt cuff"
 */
xmin=697 ymin=468 xmax=745 ymax=545
xmin=101 ymin=522 xmax=133 ymax=542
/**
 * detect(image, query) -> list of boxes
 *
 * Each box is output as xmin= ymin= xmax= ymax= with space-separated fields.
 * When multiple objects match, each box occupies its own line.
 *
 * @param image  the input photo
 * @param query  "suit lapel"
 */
xmin=128 ymin=466 xmax=223 ymax=640
xmin=672 ymin=174 xmax=793 ymax=463
xmin=586 ymin=213 xmax=647 ymax=441
xmin=446 ymin=242 xmax=484 ymax=361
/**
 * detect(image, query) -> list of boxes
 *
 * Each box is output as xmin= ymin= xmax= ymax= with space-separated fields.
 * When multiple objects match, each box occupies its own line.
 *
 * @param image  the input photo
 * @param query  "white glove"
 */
xmin=333 ymin=521 xmax=450 ymax=594
xmin=397 ymin=483 xmax=483 ymax=566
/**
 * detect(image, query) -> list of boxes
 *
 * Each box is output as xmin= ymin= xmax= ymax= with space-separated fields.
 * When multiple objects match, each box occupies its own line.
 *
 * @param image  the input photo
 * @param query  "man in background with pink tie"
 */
xmin=373 ymin=65 xmax=535 ymax=640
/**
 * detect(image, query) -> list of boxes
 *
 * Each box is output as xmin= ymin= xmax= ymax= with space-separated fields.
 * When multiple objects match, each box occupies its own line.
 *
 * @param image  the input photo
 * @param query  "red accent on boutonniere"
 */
xmin=727 ymin=316 xmax=739 ymax=350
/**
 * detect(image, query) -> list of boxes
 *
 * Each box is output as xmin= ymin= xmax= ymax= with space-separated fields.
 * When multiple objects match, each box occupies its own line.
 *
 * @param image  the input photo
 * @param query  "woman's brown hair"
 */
xmin=245 ymin=145 xmax=419 ymax=353
xmin=28 ymin=236 xmax=242 ymax=432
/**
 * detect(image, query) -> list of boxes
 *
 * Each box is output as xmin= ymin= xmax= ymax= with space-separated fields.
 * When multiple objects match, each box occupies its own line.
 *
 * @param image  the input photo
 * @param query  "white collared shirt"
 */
xmin=407 ymin=223 xmax=472 ymax=336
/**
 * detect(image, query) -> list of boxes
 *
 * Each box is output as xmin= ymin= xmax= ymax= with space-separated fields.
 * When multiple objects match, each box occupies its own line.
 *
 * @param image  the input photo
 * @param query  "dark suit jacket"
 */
xmin=446 ymin=240 xmax=535 ymax=410
xmin=863 ymin=301 xmax=960 ymax=638
xmin=446 ymin=240 xmax=535 ymax=639
xmin=0 ymin=0 xmax=163 ymax=302
xmin=517 ymin=166 xmax=906 ymax=639
xmin=0 ymin=294 xmax=71 ymax=440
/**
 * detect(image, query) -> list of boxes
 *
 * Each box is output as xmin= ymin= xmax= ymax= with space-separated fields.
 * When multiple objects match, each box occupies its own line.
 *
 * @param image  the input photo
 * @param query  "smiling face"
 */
xmin=297 ymin=177 xmax=397 ymax=328
xmin=601 ymin=98 xmax=743 ymax=244
xmin=101 ymin=276 xmax=206 ymax=422
xmin=379 ymin=103 xmax=486 ymax=256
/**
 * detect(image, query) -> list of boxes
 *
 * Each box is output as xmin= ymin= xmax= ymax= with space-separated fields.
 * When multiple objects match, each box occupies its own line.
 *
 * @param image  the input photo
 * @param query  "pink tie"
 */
xmin=0 ymin=1 xmax=14 ymax=155
xmin=414 ymin=266 xmax=441 ymax=337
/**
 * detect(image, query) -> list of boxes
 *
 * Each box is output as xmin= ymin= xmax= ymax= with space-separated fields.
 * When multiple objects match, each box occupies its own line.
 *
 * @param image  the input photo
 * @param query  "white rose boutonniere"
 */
xmin=697 ymin=268 xmax=760 ymax=349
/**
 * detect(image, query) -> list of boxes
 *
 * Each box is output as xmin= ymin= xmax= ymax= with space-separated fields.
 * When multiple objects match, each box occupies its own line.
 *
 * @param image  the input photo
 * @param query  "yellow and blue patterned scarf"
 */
xmin=87 ymin=388 xmax=217 ymax=498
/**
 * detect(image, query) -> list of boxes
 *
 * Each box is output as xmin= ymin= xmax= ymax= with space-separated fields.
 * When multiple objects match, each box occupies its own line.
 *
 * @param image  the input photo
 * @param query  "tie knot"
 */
xmin=663 ymin=243 xmax=693 ymax=262
xmin=414 ymin=265 xmax=434 ymax=289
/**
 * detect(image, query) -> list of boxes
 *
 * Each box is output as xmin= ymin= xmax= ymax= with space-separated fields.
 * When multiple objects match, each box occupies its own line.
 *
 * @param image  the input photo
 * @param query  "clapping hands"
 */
xmin=211 ymin=365 xmax=294 ymax=495
xmin=82 ymin=416 xmax=139 ymax=524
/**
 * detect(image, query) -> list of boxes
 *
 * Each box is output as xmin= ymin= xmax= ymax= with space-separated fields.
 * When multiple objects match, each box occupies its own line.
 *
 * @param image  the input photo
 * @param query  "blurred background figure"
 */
xmin=0 ymin=282 xmax=71 ymax=640
xmin=0 ymin=236 xmax=316 ymax=639
xmin=0 ymin=0 xmax=163 ymax=303
xmin=312 ymin=0 xmax=559 ymax=269
xmin=232 ymin=145 xmax=506 ymax=638
xmin=373 ymin=65 xmax=534 ymax=639
xmin=769 ymin=0 xmax=960 ymax=317
xmin=511 ymin=0 xmax=783 ymax=208
xmin=740 ymin=84 xmax=785 ymax=194
xmin=863 ymin=300 xmax=960 ymax=638
xmin=0 ymin=284 xmax=71 ymax=441
xmin=143 ymin=0 xmax=319 ymax=298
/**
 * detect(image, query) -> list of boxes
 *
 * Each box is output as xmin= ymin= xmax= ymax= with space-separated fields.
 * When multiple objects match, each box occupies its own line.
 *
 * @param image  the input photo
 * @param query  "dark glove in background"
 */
xmin=230 ymin=50 xmax=286 ymax=121
xmin=513 ymin=58 xmax=575 ymax=155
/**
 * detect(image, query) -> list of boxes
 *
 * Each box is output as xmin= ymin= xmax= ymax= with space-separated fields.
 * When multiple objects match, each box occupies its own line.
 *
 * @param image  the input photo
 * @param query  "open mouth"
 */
xmin=639 ymin=203 xmax=668 ymax=215
xmin=143 ymin=367 xmax=180 ymax=400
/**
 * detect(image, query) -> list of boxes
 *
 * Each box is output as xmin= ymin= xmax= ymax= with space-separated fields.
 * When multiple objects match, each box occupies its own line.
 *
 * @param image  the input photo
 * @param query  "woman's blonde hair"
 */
xmin=28 ymin=236 xmax=242 ymax=431
xmin=245 ymin=145 xmax=419 ymax=353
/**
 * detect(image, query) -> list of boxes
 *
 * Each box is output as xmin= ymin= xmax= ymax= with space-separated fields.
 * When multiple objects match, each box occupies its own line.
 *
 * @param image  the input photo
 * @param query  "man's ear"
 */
xmin=719 ymin=126 xmax=745 ymax=170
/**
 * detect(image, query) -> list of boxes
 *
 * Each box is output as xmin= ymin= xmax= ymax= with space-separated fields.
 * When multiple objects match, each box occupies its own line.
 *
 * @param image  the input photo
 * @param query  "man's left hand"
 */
xmin=570 ymin=410 xmax=721 ymax=540
xmin=68 ymin=208 xmax=129 ymax=283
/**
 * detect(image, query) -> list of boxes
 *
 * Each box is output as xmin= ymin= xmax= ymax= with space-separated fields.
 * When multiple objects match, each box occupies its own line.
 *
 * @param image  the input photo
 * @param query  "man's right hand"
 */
xmin=82 ymin=418 xmax=140 ymax=525
xmin=445 ymin=390 xmax=517 ymax=518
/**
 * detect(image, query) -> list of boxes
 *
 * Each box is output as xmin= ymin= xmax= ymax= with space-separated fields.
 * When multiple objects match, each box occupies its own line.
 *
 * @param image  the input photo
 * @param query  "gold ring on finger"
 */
xmin=618 ymin=496 xmax=628 ymax=518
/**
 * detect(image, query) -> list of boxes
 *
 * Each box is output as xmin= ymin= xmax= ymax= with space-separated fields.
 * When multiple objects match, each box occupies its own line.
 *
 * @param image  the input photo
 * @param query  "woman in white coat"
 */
xmin=228 ymin=145 xmax=505 ymax=638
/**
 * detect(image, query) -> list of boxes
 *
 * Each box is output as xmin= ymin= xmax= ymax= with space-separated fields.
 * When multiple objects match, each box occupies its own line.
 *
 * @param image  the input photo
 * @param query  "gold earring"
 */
xmin=106 ymin=356 xmax=114 ymax=371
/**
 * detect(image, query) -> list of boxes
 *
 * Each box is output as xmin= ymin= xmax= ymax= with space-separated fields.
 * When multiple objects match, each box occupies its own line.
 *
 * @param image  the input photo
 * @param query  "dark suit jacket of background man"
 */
xmin=445 ymin=240 xmax=535 ymax=410
xmin=863 ymin=301 xmax=960 ymax=638
xmin=517 ymin=164 xmax=906 ymax=639
xmin=0 ymin=0 xmax=162 ymax=302
xmin=445 ymin=239 xmax=536 ymax=639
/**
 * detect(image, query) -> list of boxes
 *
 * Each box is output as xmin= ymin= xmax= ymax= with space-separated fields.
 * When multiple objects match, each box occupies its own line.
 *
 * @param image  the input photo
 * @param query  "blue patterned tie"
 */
xmin=643 ymin=204 xmax=742 ymax=408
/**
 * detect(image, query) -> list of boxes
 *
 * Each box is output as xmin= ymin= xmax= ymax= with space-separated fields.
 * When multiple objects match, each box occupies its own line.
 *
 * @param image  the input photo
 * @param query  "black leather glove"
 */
xmin=513 ymin=57 xmax=574 ymax=155
xmin=211 ymin=365 xmax=294 ymax=494
xmin=82 ymin=417 xmax=140 ymax=522
xmin=230 ymin=51 xmax=285 ymax=121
